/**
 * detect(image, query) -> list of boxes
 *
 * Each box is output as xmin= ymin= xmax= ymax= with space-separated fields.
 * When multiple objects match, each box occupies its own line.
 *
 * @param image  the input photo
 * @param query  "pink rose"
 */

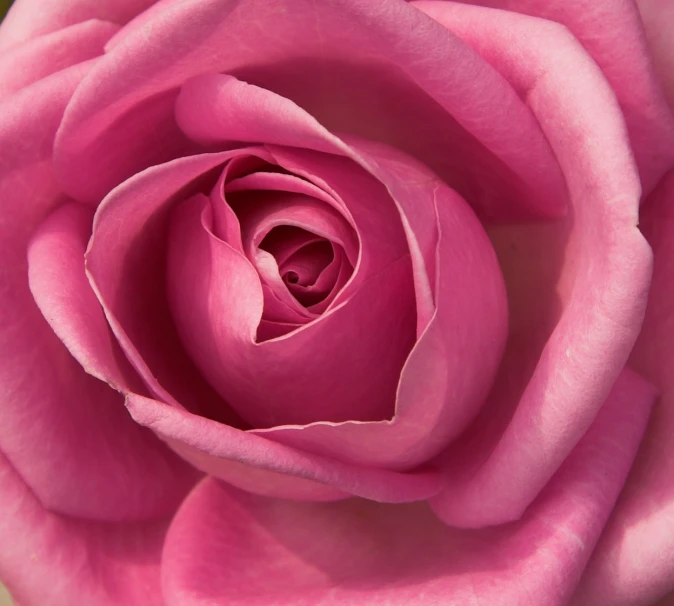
xmin=0 ymin=0 xmax=673 ymax=604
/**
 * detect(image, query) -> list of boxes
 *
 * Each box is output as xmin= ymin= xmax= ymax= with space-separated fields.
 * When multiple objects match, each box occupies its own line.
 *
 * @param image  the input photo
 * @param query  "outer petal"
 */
xmin=573 ymin=171 xmax=674 ymax=605
xmin=0 ymin=450 xmax=167 ymax=606
xmin=637 ymin=0 xmax=674 ymax=114
xmin=0 ymin=61 xmax=194 ymax=522
xmin=0 ymin=0 xmax=157 ymax=51
xmin=0 ymin=19 xmax=118 ymax=102
xmin=160 ymin=368 xmax=654 ymax=606
xmin=415 ymin=2 xmax=653 ymax=527
xmin=442 ymin=0 xmax=674 ymax=194
xmin=55 ymin=0 xmax=566 ymax=221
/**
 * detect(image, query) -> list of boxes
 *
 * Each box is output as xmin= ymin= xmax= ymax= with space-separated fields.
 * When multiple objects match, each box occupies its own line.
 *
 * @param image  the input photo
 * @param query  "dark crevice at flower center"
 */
xmin=260 ymin=227 xmax=338 ymax=308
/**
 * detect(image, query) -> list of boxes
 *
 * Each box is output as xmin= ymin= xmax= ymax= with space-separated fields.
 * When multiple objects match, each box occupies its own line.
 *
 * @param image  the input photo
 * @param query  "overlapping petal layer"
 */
xmin=0 ymin=451 xmax=167 ymax=606
xmin=54 ymin=0 xmax=566 ymax=221
xmin=444 ymin=0 xmax=674 ymax=194
xmin=0 ymin=60 xmax=196 ymax=523
xmin=0 ymin=0 xmax=156 ymax=50
xmin=414 ymin=1 xmax=653 ymax=528
xmin=0 ymin=19 xmax=118 ymax=101
xmin=159 ymin=369 xmax=654 ymax=605
xmin=174 ymin=74 xmax=508 ymax=468
xmin=574 ymin=171 xmax=674 ymax=605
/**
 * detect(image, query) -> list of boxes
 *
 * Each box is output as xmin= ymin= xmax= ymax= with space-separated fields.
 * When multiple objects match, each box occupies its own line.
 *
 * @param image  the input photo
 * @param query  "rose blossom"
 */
xmin=0 ymin=0 xmax=673 ymax=604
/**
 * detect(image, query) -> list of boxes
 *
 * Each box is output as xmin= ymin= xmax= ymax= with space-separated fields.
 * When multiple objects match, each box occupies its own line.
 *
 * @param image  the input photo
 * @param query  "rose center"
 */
xmin=260 ymin=227 xmax=337 ymax=307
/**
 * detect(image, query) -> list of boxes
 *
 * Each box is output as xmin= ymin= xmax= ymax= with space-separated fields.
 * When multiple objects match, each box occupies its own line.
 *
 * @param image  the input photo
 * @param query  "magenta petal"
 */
xmin=415 ymin=2 xmax=653 ymax=528
xmin=0 ymin=450 xmax=167 ymax=606
xmin=126 ymin=394 xmax=442 ymax=504
xmin=27 ymin=202 xmax=199 ymax=520
xmin=178 ymin=72 xmax=508 ymax=468
xmin=56 ymin=0 xmax=565 ymax=219
xmin=260 ymin=142 xmax=507 ymax=469
xmin=573 ymin=171 xmax=674 ymax=605
xmin=0 ymin=63 xmax=193 ymax=522
xmin=0 ymin=19 xmax=118 ymax=102
xmin=0 ymin=0 xmax=155 ymax=51
xmin=86 ymin=150 xmax=263 ymax=424
xmin=167 ymin=193 xmax=415 ymax=427
xmin=638 ymin=0 xmax=674 ymax=114
xmin=160 ymin=372 xmax=653 ymax=605
xmin=417 ymin=0 xmax=674 ymax=195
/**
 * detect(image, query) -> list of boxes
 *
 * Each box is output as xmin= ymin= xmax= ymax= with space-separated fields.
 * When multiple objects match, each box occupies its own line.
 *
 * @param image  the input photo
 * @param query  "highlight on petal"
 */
xmin=160 ymin=368 xmax=653 ymax=605
xmin=573 ymin=171 xmax=674 ymax=605
xmin=0 ymin=19 xmax=118 ymax=102
xmin=0 ymin=449 xmax=168 ymax=606
xmin=175 ymin=73 xmax=508 ymax=468
xmin=415 ymin=2 xmax=653 ymax=528
xmin=0 ymin=0 xmax=157 ymax=51
xmin=416 ymin=0 xmax=674 ymax=194
xmin=55 ymin=0 xmax=566 ymax=220
xmin=126 ymin=394 xmax=443 ymax=504
xmin=0 ymin=61 xmax=194 ymax=522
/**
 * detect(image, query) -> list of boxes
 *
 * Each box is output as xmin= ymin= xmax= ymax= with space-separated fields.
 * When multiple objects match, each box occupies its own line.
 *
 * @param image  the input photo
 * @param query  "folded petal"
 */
xmin=0 ymin=19 xmax=118 ymax=102
xmin=0 ymin=61 xmax=194 ymax=522
xmin=0 ymin=450 xmax=167 ymax=606
xmin=0 ymin=0 xmax=156 ymax=51
xmin=126 ymin=394 xmax=443 ymax=503
xmin=573 ymin=171 xmax=674 ymax=605
xmin=417 ymin=3 xmax=653 ymax=527
xmin=27 ymin=202 xmax=200 ymax=519
xmin=167 ymin=192 xmax=415 ymax=428
xmin=55 ymin=0 xmax=566 ymax=220
xmin=176 ymin=73 xmax=509 ymax=468
xmin=86 ymin=150 xmax=253 ymax=427
xmin=160 ymin=369 xmax=654 ymax=605
xmin=430 ymin=0 xmax=674 ymax=194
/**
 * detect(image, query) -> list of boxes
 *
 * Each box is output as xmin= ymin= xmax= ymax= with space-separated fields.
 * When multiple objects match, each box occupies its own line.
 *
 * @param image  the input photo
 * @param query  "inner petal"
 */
xmin=279 ymin=239 xmax=336 ymax=306
xmin=228 ymin=189 xmax=357 ymax=328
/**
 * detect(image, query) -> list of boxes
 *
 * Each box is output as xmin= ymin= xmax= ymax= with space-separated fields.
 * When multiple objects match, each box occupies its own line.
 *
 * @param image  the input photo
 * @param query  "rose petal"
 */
xmin=573 ymin=171 xmax=674 ymax=605
xmin=0 ymin=61 xmax=194 ymax=522
xmin=86 ymin=150 xmax=256 ymax=427
xmin=637 ymin=0 xmax=674 ymax=114
xmin=259 ymin=142 xmax=507 ymax=469
xmin=86 ymin=146 xmax=436 ymax=500
xmin=126 ymin=394 xmax=443 ymax=504
xmin=167 ymin=192 xmax=415 ymax=427
xmin=27 ymin=202 xmax=200 ymax=519
xmin=174 ymin=73 xmax=509 ymax=468
xmin=0 ymin=0 xmax=157 ymax=51
xmin=160 ymin=369 xmax=653 ymax=605
xmin=0 ymin=450 xmax=167 ymax=606
xmin=415 ymin=3 xmax=653 ymax=527
xmin=55 ymin=0 xmax=566 ymax=220
xmin=434 ymin=0 xmax=674 ymax=194
xmin=0 ymin=19 xmax=118 ymax=102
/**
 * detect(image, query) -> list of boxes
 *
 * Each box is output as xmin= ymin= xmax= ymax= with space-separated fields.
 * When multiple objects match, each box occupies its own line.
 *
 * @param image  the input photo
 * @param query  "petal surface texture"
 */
xmin=414 ymin=2 xmax=653 ymax=527
xmin=54 ymin=0 xmax=567 ymax=221
xmin=574 ymin=172 xmax=674 ymax=605
xmin=160 ymin=369 xmax=654 ymax=605
xmin=0 ymin=450 xmax=168 ymax=606
xmin=439 ymin=0 xmax=674 ymax=195
xmin=0 ymin=58 xmax=196 ymax=522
